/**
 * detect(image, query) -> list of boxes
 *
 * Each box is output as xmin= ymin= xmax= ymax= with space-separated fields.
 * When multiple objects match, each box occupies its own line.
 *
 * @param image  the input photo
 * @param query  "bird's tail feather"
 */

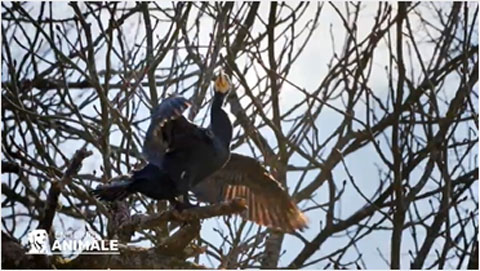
xmin=92 ymin=180 xmax=132 ymax=201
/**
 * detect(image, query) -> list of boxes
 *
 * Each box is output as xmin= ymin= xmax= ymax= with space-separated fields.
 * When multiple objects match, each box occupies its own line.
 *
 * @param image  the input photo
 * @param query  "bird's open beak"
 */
xmin=214 ymin=70 xmax=230 ymax=94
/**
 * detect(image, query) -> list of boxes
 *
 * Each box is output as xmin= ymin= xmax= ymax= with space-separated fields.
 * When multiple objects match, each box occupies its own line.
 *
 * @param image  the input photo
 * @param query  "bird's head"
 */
xmin=214 ymin=69 xmax=231 ymax=94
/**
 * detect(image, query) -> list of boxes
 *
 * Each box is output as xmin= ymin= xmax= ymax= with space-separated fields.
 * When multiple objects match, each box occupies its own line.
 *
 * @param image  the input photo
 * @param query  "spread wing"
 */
xmin=142 ymin=96 xmax=197 ymax=166
xmin=191 ymin=153 xmax=308 ymax=233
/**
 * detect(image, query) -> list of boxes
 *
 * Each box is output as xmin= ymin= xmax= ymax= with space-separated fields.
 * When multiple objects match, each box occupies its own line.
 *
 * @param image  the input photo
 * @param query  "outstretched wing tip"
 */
xmin=192 ymin=152 xmax=309 ymax=233
xmin=240 ymin=198 xmax=308 ymax=233
xmin=151 ymin=96 xmax=192 ymax=122
xmin=292 ymin=210 xmax=309 ymax=232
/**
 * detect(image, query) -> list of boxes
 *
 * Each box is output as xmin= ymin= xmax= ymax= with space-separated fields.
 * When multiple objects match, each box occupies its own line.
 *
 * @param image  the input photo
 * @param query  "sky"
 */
xmin=1 ymin=1 xmax=478 ymax=269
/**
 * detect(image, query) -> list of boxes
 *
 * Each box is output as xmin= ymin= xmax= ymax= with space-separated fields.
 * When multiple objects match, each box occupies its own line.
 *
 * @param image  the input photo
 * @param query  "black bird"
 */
xmin=93 ymin=70 xmax=308 ymax=232
xmin=92 ymin=71 xmax=233 ymax=208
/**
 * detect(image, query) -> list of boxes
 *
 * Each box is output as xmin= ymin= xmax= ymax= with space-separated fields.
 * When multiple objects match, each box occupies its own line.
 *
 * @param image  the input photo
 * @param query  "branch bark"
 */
xmin=38 ymin=148 xmax=93 ymax=231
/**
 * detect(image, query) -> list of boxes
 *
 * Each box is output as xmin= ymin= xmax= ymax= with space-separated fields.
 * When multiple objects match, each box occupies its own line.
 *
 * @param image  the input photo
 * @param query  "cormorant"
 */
xmin=93 ymin=70 xmax=232 ymax=208
xmin=93 ymin=70 xmax=307 ymax=232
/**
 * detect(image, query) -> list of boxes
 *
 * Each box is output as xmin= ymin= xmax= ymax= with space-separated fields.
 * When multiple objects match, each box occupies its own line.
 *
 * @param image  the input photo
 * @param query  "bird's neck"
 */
xmin=211 ymin=92 xmax=232 ymax=147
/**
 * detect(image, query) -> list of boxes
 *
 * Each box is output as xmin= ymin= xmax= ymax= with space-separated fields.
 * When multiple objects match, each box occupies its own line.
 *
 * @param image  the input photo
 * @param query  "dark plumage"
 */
xmin=92 ymin=70 xmax=308 ymax=232
xmin=92 ymin=72 xmax=232 ymax=208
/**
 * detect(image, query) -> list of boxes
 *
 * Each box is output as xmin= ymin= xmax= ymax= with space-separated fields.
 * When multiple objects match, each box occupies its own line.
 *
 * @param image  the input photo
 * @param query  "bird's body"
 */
xmin=160 ymin=121 xmax=231 ymax=195
xmin=93 ymin=81 xmax=232 ymax=207
xmin=93 ymin=70 xmax=308 ymax=232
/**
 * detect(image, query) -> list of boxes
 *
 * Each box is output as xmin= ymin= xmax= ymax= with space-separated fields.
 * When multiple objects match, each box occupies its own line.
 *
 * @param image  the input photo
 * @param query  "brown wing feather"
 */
xmin=192 ymin=153 xmax=308 ymax=233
